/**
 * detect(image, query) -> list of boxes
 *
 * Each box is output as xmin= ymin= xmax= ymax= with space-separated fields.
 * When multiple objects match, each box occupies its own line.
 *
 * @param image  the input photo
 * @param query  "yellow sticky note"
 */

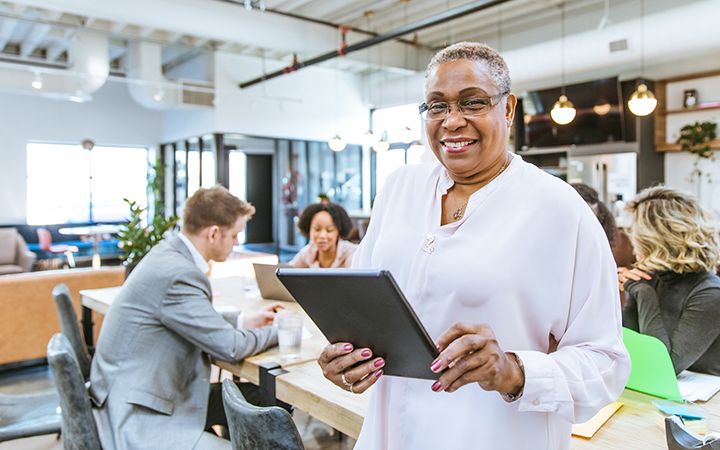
xmin=572 ymin=402 xmax=624 ymax=438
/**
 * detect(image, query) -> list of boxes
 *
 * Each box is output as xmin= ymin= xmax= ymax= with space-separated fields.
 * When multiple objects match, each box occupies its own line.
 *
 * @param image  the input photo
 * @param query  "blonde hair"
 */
xmin=426 ymin=42 xmax=511 ymax=94
xmin=627 ymin=186 xmax=720 ymax=273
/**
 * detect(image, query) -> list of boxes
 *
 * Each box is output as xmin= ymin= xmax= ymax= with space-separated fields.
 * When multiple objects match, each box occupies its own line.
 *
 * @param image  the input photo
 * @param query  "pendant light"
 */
xmin=361 ymin=11 xmax=379 ymax=150
xmin=329 ymin=134 xmax=347 ymax=152
xmin=327 ymin=32 xmax=346 ymax=152
xmin=31 ymin=71 xmax=43 ymax=89
xmin=627 ymin=0 xmax=657 ymax=116
xmin=372 ymin=131 xmax=390 ymax=153
xmin=363 ymin=129 xmax=380 ymax=146
xmin=550 ymin=4 xmax=576 ymax=126
xmin=399 ymin=1 xmax=416 ymax=146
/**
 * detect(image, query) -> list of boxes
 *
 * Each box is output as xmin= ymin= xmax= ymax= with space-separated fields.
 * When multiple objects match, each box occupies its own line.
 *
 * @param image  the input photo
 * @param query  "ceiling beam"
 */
xmin=239 ymin=0 xmax=510 ymax=88
xmin=0 ymin=17 xmax=19 ymax=50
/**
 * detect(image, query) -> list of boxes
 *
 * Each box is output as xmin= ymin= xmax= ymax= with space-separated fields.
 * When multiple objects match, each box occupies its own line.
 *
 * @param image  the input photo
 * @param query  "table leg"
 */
xmin=82 ymin=305 xmax=95 ymax=354
xmin=258 ymin=361 xmax=289 ymax=410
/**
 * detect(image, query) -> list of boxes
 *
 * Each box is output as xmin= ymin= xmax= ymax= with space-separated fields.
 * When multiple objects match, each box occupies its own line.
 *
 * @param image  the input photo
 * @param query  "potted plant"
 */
xmin=117 ymin=162 xmax=178 ymax=273
xmin=676 ymin=121 xmax=717 ymax=201
xmin=677 ymin=121 xmax=717 ymax=159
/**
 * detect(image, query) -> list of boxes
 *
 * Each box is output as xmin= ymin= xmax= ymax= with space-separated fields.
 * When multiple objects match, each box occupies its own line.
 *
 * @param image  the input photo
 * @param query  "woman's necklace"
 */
xmin=450 ymin=159 xmax=510 ymax=221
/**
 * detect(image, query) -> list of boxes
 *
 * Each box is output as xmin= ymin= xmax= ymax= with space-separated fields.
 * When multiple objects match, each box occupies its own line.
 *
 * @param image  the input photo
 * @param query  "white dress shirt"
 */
xmin=177 ymin=232 xmax=210 ymax=274
xmin=352 ymin=155 xmax=630 ymax=450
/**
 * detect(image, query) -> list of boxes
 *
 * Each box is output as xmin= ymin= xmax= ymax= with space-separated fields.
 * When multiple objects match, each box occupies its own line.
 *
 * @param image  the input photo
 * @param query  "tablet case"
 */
xmin=276 ymin=268 xmax=440 ymax=380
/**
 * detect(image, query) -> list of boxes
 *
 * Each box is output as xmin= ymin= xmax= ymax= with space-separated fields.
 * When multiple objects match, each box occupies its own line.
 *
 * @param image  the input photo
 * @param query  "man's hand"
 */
xmin=242 ymin=303 xmax=284 ymax=328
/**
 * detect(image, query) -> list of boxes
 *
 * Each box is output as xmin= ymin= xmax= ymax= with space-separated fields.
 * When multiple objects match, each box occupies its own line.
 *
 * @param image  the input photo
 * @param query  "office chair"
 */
xmin=47 ymin=333 xmax=101 ymax=450
xmin=221 ymin=379 xmax=304 ymax=450
xmin=52 ymin=284 xmax=92 ymax=379
xmin=37 ymin=228 xmax=78 ymax=269
xmin=0 ymin=391 xmax=61 ymax=443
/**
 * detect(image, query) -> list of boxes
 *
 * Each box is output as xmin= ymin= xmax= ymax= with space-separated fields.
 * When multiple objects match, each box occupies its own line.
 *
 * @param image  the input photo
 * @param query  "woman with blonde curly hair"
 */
xmin=619 ymin=186 xmax=720 ymax=375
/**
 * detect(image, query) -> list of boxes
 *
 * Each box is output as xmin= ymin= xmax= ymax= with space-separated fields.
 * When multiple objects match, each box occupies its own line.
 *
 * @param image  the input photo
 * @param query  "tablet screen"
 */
xmin=276 ymin=268 xmax=440 ymax=380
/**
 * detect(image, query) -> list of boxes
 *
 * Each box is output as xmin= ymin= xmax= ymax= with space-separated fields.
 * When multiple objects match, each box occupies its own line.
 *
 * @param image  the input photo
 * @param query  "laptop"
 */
xmin=252 ymin=263 xmax=296 ymax=302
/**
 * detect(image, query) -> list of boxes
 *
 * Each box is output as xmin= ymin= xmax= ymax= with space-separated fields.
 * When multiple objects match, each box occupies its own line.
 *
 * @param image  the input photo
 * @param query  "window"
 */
xmin=372 ymin=104 xmax=425 ymax=195
xmin=26 ymin=142 xmax=149 ymax=225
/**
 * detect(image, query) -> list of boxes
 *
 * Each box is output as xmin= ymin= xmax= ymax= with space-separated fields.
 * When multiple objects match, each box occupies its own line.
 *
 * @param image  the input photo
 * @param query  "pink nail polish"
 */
xmin=430 ymin=360 xmax=442 ymax=372
xmin=431 ymin=381 xmax=442 ymax=391
xmin=361 ymin=349 xmax=371 ymax=358
xmin=375 ymin=369 xmax=383 ymax=378
xmin=374 ymin=359 xmax=385 ymax=368
xmin=343 ymin=344 xmax=353 ymax=352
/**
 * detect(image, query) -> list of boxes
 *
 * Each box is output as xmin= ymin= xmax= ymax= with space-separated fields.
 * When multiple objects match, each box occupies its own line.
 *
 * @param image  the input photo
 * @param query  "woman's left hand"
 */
xmin=430 ymin=322 xmax=524 ymax=395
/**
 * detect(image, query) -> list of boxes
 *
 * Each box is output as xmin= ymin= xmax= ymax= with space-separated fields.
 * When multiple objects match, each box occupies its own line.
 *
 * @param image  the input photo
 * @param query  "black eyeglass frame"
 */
xmin=418 ymin=91 xmax=510 ymax=120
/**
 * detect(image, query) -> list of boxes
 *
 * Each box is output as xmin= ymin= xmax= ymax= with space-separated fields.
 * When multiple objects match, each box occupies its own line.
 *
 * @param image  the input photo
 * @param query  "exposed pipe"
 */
xmin=238 ymin=0 xmax=511 ymax=89
xmin=213 ymin=0 xmax=427 ymax=48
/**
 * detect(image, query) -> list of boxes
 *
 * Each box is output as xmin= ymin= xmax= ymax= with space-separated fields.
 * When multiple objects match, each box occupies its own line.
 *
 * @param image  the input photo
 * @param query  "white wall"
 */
xmin=0 ymin=79 xmax=163 ymax=224
xmin=213 ymin=52 xmax=367 ymax=143
xmin=663 ymin=74 xmax=720 ymax=216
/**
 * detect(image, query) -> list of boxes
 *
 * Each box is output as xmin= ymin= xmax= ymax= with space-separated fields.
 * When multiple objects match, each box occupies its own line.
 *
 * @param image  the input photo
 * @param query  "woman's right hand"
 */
xmin=318 ymin=342 xmax=384 ymax=394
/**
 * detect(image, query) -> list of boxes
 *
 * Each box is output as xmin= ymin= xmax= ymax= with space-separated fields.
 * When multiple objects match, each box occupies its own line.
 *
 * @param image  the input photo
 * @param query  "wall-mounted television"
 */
xmin=520 ymin=77 xmax=626 ymax=149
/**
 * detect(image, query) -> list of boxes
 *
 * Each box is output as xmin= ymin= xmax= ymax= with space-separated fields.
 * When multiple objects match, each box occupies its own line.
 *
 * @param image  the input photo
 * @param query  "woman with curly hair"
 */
xmin=620 ymin=186 xmax=720 ymax=375
xmin=289 ymin=202 xmax=357 ymax=268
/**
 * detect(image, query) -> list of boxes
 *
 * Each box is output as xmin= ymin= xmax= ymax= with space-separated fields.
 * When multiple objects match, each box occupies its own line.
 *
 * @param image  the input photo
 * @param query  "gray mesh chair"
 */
xmin=52 ymin=284 xmax=92 ymax=380
xmin=47 ymin=333 xmax=101 ymax=450
xmin=666 ymin=416 xmax=720 ymax=450
xmin=0 ymin=391 xmax=61 ymax=442
xmin=221 ymin=379 xmax=304 ymax=450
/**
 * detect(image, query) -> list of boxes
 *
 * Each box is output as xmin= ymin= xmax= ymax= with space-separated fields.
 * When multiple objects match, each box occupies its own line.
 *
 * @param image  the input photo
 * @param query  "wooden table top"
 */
xmin=274 ymin=359 xmax=720 ymax=447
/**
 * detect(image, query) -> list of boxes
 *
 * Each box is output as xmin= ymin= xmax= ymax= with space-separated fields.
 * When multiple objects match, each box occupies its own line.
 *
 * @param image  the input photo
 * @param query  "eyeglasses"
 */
xmin=418 ymin=92 xmax=509 ymax=121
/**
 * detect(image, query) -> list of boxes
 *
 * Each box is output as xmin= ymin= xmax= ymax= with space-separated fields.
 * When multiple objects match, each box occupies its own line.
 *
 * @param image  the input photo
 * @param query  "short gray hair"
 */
xmin=425 ymin=42 xmax=511 ymax=94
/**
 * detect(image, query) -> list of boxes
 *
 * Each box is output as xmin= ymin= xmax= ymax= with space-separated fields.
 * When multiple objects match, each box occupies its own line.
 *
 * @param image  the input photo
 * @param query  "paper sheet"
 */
xmin=572 ymin=402 xmax=624 ymax=438
xmin=678 ymin=370 xmax=720 ymax=402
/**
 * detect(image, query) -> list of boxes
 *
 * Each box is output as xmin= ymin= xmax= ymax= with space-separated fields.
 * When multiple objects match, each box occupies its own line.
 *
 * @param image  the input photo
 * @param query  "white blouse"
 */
xmin=352 ymin=155 xmax=630 ymax=450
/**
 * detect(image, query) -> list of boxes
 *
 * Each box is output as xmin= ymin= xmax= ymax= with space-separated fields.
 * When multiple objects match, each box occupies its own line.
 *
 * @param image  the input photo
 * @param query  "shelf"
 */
xmin=664 ymin=103 xmax=720 ymax=114
xmin=656 ymin=140 xmax=720 ymax=152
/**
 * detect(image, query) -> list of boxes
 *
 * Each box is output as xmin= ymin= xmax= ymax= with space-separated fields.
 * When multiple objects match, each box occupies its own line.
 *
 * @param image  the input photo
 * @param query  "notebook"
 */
xmin=623 ymin=327 xmax=682 ymax=401
xmin=252 ymin=263 xmax=296 ymax=302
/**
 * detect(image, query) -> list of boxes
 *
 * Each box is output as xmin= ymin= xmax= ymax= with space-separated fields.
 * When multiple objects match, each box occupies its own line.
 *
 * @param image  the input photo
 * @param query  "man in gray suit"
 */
xmin=90 ymin=186 xmax=279 ymax=450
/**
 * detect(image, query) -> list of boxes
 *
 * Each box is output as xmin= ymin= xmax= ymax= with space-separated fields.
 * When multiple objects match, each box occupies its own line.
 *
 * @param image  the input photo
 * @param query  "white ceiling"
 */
xmin=0 ymin=0 xmax=717 ymax=91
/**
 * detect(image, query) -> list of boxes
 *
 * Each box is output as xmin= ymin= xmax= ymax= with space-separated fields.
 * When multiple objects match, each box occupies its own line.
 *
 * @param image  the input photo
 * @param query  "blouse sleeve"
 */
xmin=513 ymin=212 xmax=631 ymax=424
xmin=625 ymin=280 xmax=720 ymax=374
xmin=289 ymin=244 xmax=311 ymax=268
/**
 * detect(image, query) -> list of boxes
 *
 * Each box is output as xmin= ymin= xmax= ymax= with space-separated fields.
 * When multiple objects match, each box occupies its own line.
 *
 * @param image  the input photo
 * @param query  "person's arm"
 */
xmin=625 ymin=280 xmax=720 ymax=374
xmin=288 ymin=244 xmax=310 ymax=267
xmin=622 ymin=287 xmax=640 ymax=331
xmin=513 ymin=212 xmax=630 ymax=424
xmin=158 ymin=269 xmax=278 ymax=362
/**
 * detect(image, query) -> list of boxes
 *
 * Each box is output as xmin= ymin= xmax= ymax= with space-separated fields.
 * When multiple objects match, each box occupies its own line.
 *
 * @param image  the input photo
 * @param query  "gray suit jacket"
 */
xmin=89 ymin=237 xmax=277 ymax=450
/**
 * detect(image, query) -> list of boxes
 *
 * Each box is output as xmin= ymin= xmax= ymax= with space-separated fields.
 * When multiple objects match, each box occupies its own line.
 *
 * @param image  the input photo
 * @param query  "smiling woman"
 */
xmin=289 ymin=202 xmax=357 ymax=269
xmin=316 ymin=42 xmax=630 ymax=450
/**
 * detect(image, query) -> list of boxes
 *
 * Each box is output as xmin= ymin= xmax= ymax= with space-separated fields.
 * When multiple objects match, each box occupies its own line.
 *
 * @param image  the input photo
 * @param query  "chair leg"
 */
xmin=64 ymin=251 xmax=76 ymax=268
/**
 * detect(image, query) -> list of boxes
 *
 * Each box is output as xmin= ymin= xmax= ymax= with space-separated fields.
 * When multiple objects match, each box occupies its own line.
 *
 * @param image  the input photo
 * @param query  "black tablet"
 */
xmin=276 ymin=268 xmax=440 ymax=380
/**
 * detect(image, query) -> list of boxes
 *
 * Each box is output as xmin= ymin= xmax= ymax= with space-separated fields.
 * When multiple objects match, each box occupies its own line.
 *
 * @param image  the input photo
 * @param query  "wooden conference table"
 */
xmin=81 ymin=276 xmax=720 ymax=449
